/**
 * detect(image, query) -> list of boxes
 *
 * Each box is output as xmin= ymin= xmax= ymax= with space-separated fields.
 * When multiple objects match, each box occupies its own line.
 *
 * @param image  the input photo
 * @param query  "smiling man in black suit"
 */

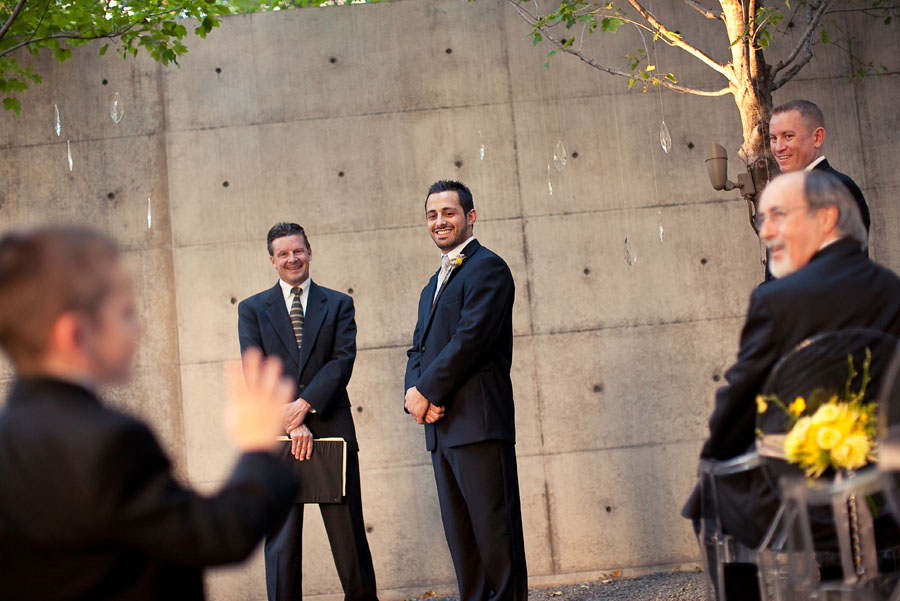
xmin=405 ymin=181 xmax=527 ymax=601
xmin=238 ymin=222 xmax=377 ymax=601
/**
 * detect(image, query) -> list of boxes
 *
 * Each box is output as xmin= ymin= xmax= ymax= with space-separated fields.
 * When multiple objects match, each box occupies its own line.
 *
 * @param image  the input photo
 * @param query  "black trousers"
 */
xmin=432 ymin=439 xmax=528 ymax=601
xmin=264 ymin=451 xmax=377 ymax=601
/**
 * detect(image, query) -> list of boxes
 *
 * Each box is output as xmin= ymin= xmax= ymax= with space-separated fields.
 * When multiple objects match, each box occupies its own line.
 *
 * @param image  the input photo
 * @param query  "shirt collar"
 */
xmin=279 ymin=278 xmax=310 ymax=302
xmin=441 ymin=235 xmax=476 ymax=262
xmin=805 ymin=155 xmax=827 ymax=171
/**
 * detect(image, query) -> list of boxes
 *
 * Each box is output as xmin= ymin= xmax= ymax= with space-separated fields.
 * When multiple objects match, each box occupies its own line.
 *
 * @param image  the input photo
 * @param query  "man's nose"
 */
xmin=758 ymin=214 xmax=775 ymax=239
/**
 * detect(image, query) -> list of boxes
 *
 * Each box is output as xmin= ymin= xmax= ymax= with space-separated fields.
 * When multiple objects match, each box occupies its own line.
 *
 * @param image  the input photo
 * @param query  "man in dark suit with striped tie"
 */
xmin=238 ymin=222 xmax=378 ymax=601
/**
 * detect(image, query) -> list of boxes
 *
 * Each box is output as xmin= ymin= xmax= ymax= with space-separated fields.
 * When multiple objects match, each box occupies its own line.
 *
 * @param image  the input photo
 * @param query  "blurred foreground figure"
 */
xmin=0 ymin=225 xmax=298 ymax=601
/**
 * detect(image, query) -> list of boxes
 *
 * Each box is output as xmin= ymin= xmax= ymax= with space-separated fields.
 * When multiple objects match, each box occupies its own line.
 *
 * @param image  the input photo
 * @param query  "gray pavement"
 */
xmin=414 ymin=571 xmax=707 ymax=601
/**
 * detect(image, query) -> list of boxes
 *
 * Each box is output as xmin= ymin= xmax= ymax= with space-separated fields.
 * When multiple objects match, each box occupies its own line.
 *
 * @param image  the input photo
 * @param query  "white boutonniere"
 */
xmin=450 ymin=254 xmax=465 ymax=269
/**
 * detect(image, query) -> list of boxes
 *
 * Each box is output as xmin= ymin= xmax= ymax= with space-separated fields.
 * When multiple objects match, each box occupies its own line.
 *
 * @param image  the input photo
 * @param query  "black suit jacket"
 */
xmin=405 ymin=239 xmax=516 ymax=452
xmin=814 ymin=159 xmax=870 ymax=231
xmin=0 ymin=377 xmax=297 ymax=601
xmin=684 ymin=238 xmax=900 ymax=545
xmin=238 ymin=281 xmax=359 ymax=451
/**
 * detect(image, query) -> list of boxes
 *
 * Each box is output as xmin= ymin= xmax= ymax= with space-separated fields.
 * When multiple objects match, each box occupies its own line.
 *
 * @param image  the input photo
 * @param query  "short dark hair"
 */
xmin=772 ymin=99 xmax=825 ymax=131
xmin=0 ymin=226 xmax=119 ymax=365
xmin=266 ymin=222 xmax=310 ymax=256
xmin=425 ymin=180 xmax=474 ymax=214
xmin=804 ymin=170 xmax=867 ymax=250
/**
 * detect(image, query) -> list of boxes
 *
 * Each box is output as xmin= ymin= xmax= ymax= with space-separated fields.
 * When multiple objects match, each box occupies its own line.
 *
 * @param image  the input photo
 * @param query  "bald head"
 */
xmin=756 ymin=171 xmax=864 ymax=278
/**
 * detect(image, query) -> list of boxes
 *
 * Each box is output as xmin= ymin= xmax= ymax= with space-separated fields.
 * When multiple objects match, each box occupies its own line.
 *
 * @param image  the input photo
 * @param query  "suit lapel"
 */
xmin=299 ymin=282 xmax=328 ymax=377
xmin=264 ymin=283 xmax=300 ymax=365
xmin=421 ymin=239 xmax=481 ymax=339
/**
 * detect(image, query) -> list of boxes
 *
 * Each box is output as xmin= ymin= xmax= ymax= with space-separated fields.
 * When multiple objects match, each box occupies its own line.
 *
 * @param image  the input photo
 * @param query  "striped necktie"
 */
xmin=290 ymin=286 xmax=304 ymax=351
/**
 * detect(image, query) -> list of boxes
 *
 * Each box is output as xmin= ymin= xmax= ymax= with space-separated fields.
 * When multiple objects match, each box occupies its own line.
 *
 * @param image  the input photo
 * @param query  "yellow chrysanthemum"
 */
xmin=789 ymin=397 xmax=806 ymax=416
xmin=756 ymin=396 xmax=768 ymax=414
xmin=817 ymin=426 xmax=842 ymax=450
xmin=812 ymin=403 xmax=840 ymax=425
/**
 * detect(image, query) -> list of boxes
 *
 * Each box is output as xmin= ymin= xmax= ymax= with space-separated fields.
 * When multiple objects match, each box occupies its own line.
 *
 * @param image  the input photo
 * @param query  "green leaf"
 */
xmin=601 ymin=17 xmax=622 ymax=33
xmin=885 ymin=16 xmax=892 ymax=25
xmin=821 ymin=29 xmax=829 ymax=44
xmin=3 ymin=97 xmax=22 ymax=114
xmin=99 ymin=43 xmax=109 ymax=56
xmin=665 ymin=72 xmax=677 ymax=83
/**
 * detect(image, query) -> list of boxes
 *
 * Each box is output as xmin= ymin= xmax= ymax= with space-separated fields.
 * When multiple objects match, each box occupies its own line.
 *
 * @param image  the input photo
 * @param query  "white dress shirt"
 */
xmin=279 ymin=278 xmax=310 ymax=316
xmin=434 ymin=236 xmax=476 ymax=301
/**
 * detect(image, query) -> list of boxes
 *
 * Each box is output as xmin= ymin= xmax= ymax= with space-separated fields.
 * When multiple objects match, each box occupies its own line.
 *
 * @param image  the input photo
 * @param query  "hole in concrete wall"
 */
xmin=230 ymin=297 xmax=237 ymax=305
xmin=338 ymin=171 xmax=345 ymax=178
xmin=215 ymin=67 xmax=222 ymax=74
xmin=605 ymin=506 xmax=612 ymax=513
xmin=356 ymin=406 xmax=363 ymax=413
xmin=102 ymin=79 xmax=108 ymax=85
xmin=593 ymin=383 xmax=604 ymax=393
xmin=445 ymin=48 xmax=452 ymax=54
xmin=583 ymin=267 xmax=590 ymax=275
xmin=700 ymin=258 xmax=708 ymax=265
xmin=366 ymin=525 xmax=373 ymax=533
xmin=107 ymin=192 xmax=115 ymax=200
xmin=455 ymin=160 xmax=463 ymax=168
xmin=222 ymin=181 xmax=229 ymax=188
xmin=330 ymin=57 xmax=337 ymax=64
xmin=712 ymin=374 xmax=721 ymax=382
xmin=687 ymin=142 xmax=695 ymax=150
xmin=571 ymin=151 xmax=579 ymax=159
xmin=347 ymin=287 xmax=353 ymax=294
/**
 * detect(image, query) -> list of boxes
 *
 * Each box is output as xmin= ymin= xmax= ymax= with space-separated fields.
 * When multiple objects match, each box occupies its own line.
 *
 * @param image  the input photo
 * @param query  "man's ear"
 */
xmin=467 ymin=208 xmax=477 ymax=227
xmin=819 ymin=205 xmax=840 ymax=234
xmin=813 ymin=126 xmax=825 ymax=149
xmin=47 ymin=312 xmax=86 ymax=360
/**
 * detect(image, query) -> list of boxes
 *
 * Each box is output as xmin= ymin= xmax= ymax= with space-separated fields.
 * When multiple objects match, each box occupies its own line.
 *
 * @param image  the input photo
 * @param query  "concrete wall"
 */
xmin=1 ymin=0 xmax=898 ymax=598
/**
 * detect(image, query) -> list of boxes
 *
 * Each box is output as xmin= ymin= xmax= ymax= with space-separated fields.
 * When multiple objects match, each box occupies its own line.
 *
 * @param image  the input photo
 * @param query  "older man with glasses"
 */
xmin=682 ymin=170 xmax=900 ymax=601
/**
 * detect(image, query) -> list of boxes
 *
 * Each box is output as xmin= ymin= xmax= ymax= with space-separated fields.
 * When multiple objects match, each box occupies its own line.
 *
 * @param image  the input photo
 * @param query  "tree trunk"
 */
xmin=721 ymin=0 xmax=779 ymax=228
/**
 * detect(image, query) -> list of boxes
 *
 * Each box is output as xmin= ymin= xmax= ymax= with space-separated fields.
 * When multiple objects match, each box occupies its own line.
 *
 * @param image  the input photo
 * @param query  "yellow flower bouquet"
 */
xmin=757 ymin=349 xmax=876 ymax=478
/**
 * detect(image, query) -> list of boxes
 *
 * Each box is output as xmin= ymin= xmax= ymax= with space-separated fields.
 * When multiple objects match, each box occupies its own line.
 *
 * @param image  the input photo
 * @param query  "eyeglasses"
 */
xmin=753 ymin=205 xmax=808 ymax=230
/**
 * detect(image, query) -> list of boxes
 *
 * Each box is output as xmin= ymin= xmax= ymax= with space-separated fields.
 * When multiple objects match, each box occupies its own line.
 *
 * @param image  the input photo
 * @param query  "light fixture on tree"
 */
xmin=705 ymin=143 xmax=757 ymax=230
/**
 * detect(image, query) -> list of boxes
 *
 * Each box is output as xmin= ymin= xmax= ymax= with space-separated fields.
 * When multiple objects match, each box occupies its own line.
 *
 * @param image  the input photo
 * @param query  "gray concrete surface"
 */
xmin=1 ymin=0 xmax=898 ymax=599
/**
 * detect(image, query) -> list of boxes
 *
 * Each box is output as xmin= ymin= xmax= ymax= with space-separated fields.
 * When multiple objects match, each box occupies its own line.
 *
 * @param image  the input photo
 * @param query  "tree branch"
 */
xmin=0 ymin=0 xmax=28 ymax=43
xmin=681 ymin=0 xmax=722 ymax=21
xmin=626 ymin=0 xmax=734 ymax=83
xmin=505 ymin=0 xmax=730 ymax=97
xmin=771 ymin=0 xmax=832 ymax=81
xmin=0 ymin=6 xmax=185 ymax=59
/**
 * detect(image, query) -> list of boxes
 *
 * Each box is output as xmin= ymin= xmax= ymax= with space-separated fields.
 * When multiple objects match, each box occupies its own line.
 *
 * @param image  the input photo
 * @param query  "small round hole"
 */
xmin=687 ymin=142 xmax=695 ymax=150
xmin=107 ymin=192 xmax=115 ymax=200
xmin=222 ymin=181 xmax=229 ymax=188
xmin=445 ymin=48 xmax=452 ymax=54
xmin=583 ymin=267 xmax=590 ymax=275
xmin=347 ymin=287 xmax=354 ymax=294
xmin=230 ymin=297 xmax=237 ymax=305
xmin=712 ymin=374 xmax=721 ymax=382
xmin=593 ymin=384 xmax=603 ymax=393
xmin=605 ymin=506 xmax=612 ymax=513
xmin=700 ymin=258 xmax=708 ymax=265
xmin=102 ymin=79 xmax=108 ymax=85
xmin=338 ymin=171 xmax=345 ymax=178
xmin=215 ymin=67 xmax=222 ymax=74
xmin=571 ymin=151 xmax=579 ymax=159
xmin=454 ymin=160 xmax=463 ymax=168
xmin=356 ymin=406 xmax=363 ymax=413
xmin=329 ymin=57 xmax=337 ymax=64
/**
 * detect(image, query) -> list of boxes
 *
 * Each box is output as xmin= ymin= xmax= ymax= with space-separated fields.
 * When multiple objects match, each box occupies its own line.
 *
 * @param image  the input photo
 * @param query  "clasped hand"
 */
xmin=404 ymin=386 xmax=445 ymax=424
